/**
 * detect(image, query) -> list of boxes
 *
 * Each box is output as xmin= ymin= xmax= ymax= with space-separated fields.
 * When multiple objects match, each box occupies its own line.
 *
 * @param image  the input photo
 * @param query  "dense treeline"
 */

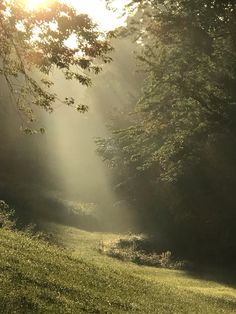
xmin=97 ymin=0 xmax=236 ymax=264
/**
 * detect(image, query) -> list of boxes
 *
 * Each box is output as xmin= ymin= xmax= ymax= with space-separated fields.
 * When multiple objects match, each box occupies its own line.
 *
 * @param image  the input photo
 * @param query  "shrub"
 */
xmin=0 ymin=200 xmax=16 ymax=229
xmin=98 ymin=234 xmax=186 ymax=269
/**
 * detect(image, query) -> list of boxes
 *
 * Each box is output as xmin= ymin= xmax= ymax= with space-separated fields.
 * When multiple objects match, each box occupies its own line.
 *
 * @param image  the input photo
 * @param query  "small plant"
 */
xmin=0 ymin=200 xmax=16 ymax=229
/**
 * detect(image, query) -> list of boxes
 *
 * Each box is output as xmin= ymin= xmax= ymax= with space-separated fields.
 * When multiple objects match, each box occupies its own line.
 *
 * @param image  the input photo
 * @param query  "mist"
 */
xmin=0 ymin=38 xmax=142 ymax=232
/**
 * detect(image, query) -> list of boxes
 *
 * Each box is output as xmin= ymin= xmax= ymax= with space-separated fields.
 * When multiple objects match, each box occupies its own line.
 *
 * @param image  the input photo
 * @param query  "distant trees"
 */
xmin=97 ymin=0 xmax=236 ymax=263
xmin=0 ymin=0 xmax=112 ymax=131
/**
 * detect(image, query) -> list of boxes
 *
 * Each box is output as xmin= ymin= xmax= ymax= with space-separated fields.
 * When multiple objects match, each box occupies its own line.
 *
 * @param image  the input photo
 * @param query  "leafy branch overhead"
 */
xmin=0 ymin=0 xmax=113 ymax=132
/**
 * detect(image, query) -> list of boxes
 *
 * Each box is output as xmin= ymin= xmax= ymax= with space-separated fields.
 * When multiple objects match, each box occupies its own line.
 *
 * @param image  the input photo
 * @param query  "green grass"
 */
xmin=0 ymin=224 xmax=236 ymax=313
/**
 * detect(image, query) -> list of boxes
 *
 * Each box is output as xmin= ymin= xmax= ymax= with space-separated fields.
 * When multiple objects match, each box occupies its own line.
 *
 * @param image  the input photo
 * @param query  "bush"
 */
xmin=0 ymin=201 xmax=61 ymax=247
xmin=0 ymin=200 xmax=16 ymax=229
xmin=98 ymin=234 xmax=186 ymax=269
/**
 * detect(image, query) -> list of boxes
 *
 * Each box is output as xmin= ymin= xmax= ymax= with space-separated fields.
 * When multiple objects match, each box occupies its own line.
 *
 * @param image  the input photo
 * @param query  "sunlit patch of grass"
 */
xmin=0 ymin=224 xmax=236 ymax=313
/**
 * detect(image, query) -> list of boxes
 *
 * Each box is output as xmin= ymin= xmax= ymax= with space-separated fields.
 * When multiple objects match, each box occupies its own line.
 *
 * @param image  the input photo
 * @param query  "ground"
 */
xmin=0 ymin=223 xmax=235 ymax=313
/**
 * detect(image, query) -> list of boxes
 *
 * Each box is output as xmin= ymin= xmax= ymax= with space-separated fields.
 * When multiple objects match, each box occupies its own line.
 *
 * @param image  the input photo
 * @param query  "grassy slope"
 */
xmin=0 ymin=224 xmax=236 ymax=314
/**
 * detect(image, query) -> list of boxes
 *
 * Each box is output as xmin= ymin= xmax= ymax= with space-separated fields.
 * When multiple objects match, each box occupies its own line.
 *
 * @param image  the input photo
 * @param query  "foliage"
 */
xmin=0 ymin=200 xmax=16 ymax=229
xmin=100 ymin=0 xmax=236 ymax=182
xmin=97 ymin=0 xmax=236 ymax=263
xmin=0 ymin=0 xmax=112 ymax=131
xmin=99 ymin=234 xmax=185 ymax=269
xmin=50 ymin=199 xmax=101 ymax=231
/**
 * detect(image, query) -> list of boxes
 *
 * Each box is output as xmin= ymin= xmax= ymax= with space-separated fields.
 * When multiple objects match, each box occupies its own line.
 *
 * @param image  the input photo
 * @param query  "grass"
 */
xmin=0 ymin=223 xmax=236 ymax=313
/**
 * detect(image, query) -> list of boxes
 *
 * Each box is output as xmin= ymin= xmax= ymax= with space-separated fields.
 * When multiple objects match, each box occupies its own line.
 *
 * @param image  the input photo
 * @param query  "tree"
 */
xmin=0 ymin=0 xmax=112 ymax=132
xmin=97 ymin=0 xmax=236 ymax=263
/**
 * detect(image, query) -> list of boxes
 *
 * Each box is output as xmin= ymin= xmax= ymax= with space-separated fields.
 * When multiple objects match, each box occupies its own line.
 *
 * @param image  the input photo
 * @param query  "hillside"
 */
xmin=0 ymin=225 xmax=236 ymax=313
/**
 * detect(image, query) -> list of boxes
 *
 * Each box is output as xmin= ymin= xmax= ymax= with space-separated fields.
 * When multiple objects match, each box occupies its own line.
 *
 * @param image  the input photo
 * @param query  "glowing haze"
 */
xmin=22 ymin=0 xmax=128 ymax=31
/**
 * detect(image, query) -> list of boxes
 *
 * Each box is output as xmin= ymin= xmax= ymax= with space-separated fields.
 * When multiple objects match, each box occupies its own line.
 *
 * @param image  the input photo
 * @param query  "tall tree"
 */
xmin=97 ymin=0 xmax=236 ymax=263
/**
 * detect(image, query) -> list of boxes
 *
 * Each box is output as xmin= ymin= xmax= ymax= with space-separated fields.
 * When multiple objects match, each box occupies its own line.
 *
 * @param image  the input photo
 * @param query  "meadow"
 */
xmin=0 ymin=223 xmax=235 ymax=313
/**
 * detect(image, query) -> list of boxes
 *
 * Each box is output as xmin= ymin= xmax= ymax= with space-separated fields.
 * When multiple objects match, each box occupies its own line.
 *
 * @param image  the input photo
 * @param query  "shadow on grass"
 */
xmin=184 ymin=264 xmax=236 ymax=290
xmin=99 ymin=233 xmax=236 ymax=289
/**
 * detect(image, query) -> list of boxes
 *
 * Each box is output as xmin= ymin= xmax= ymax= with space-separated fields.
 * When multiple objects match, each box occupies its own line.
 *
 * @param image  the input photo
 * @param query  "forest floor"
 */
xmin=0 ymin=222 xmax=236 ymax=313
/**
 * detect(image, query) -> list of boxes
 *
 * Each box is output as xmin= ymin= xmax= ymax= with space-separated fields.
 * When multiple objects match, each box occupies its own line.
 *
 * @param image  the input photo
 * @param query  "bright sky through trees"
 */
xmin=22 ymin=0 xmax=128 ymax=31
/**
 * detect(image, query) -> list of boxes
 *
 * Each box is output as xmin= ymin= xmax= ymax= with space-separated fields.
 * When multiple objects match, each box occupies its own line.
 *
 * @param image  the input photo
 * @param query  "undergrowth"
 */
xmin=99 ymin=234 xmax=186 ymax=269
xmin=0 ymin=200 xmax=60 ymax=246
